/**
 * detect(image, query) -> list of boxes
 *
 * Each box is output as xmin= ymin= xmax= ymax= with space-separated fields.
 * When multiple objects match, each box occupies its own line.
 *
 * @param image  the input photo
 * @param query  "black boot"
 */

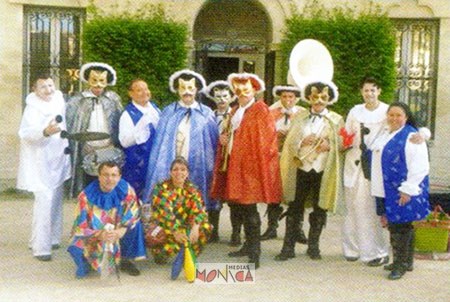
xmin=406 ymin=230 xmax=415 ymax=271
xmin=261 ymin=204 xmax=283 ymax=241
xmin=120 ymin=259 xmax=140 ymax=276
xmin=208 ymin=210 xmax=220 ymax=243
xmin=228 ymin=241 xmax=250 ymax=257
xmin=306 ymin=212 xmax=326 ymax=260
xmin=274 ymin=215 xmax=298 ymax=261
xmin=384 ymin=230 xmax=414 ymax=272
xmin=246 ymin=209 xmax=261 ymax=269
xmin=229 ymin=208 xmax=250 ymax=257
xmin=296 ymin=221 xmax=308 ymax=244
xmin=387 ymin=225 xmax=413 ymax=280
xmin=229 ymin=204 xmax=242 ymax=247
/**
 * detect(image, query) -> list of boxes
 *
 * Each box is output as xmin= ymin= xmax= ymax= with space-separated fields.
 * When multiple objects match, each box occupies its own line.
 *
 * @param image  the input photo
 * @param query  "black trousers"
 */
xmin=291 ymin=169 xmax=326 ymax=221
xmin=234 ymin=204 xmax=261 ymax=259
xmin=281 ymin=169 xmax=327 ymax=254
xmin=388 ymin=222 xmax=414 ymax=271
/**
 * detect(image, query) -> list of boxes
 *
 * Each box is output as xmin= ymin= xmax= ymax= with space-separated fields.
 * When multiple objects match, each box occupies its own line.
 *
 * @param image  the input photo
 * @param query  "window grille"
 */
xmin=23 ymin=6 xmax=85 ymax=100
xmin=393 ymin=19 xmax=439 ymax=132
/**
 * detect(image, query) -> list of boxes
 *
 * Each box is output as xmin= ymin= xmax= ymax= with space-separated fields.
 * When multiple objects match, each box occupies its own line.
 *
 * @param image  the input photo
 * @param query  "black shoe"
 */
xmin=296 ymin=231 xmax=308 ymax=244
xmin=249 ymin=256 xmax=260 ymax=269
xmin=51 ymin=244 xmax=60 ymax=250
xmin=260 ymin=228 xmax=277 ymax=241
xmin=228 ymin=248 xmax=249 ymax=257
xmin=344 ymin=256 xmax=359 ymax=262
xmin=306 ymin=248 xmax=321 ymax=260
xmin=388 ymin=269 xmax=406 ymax=280
xmin=35 ymin=255 xmax=52 ymax=261
xmin=154 ymin=255 xmax=168 ymax=265
xmin=384 ymin=263 xmax=413 ymax=272
xmin=209 ymin=233 xmax=220 ymax=243
xmin=120 ymin=260 xmax=140 ymax=276
xmin=274 ymin=251 xmax=295 ymax=261
xmin=367 ymin=256 xmax=389 ymax=267
xmin=229 ymin=234 xmax=241 ymax=247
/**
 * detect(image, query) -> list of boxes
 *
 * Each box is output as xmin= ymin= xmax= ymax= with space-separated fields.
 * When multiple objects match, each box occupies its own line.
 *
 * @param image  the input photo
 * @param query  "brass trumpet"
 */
xmin=293 ymin=136 xmax=325 ymax=168
xmin=219 ymin=114 xmax=232 ymax=172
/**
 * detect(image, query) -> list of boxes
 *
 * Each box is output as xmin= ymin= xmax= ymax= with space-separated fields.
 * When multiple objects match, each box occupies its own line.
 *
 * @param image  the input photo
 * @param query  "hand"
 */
xmin=317 ymin=138 xmax=330 ymax=153
xmin=380 ymin=215 xmax=388 ymax=228
xmin=99 ymin=230 xmax=118 ymax=243
xmin=99 ymin=228 xmax=126 ymax=243
xmin=173 ymin=230 xmax=188 ymax=244
xmin=301 ymin=134 xmax=317 ymax=146
xmin=43 ymin=119 xmax=61 ymax=137
xmin=189 ymin=224 xmax=200 ymax=244
xmin=398 ymin=192 xmax=411 ymax=206
xmin=409 ymin=133 xmax=424 ymax=144
xmin=278 ymin=129 xmax=287 ymax=137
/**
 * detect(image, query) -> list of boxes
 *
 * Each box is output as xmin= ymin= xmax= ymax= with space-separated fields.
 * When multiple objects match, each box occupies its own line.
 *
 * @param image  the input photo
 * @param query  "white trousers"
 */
xmin=341 ymin=175 xmax=389 ymax=262
xmin=30 ymin=185 xmax=64 ymax=256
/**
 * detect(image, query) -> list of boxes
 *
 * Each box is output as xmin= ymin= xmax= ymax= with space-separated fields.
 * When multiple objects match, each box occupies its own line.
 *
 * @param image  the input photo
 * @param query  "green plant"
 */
xmin=281 ymin=0 xmax=397 ymax=115
xmin=83 ymin=1 xmax=189 ymax=107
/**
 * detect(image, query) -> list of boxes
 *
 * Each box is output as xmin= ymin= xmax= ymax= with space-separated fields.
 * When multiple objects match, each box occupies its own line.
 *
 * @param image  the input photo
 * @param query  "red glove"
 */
xmin=339 ymin=127 xmax=355 ymax=149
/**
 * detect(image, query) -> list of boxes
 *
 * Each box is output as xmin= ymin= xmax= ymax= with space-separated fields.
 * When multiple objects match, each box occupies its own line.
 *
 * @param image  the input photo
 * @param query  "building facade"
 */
xmin=1 ymin=0 xmax=449 ymax=190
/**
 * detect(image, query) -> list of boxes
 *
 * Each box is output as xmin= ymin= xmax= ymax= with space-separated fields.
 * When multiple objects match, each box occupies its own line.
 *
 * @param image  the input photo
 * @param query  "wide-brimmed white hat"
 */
xmin=227 ymin=72 xmax=265 ymax=94
xmin=80 ymin=62 xmax=117 ymax=86
xmin=169 ymin=69 xmax=206 ymax=93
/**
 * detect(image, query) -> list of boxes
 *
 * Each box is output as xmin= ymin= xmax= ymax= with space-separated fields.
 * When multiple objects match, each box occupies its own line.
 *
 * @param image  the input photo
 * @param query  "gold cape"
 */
xmin=279 ymin=110 xmax=344 ymax=213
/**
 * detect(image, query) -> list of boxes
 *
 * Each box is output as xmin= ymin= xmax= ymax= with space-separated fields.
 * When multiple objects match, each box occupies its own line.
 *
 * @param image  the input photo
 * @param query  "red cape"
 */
xmin=210 ymin=100 xmax=281 ymax=204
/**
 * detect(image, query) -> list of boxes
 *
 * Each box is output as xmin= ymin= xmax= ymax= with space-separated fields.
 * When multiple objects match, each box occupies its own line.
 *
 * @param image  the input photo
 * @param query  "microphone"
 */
xmin=60 ymin=130 xmax=69 ymax=139
xmin=55 ymin=115 xmax=63 ymax=123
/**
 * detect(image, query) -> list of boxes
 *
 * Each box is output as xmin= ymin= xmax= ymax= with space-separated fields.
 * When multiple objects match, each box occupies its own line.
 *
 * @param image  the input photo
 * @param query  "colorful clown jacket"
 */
xmin=150 ymin=179 xmax=212 ymax=258
xmin=68 ymin=179 xmax=140 ymax=272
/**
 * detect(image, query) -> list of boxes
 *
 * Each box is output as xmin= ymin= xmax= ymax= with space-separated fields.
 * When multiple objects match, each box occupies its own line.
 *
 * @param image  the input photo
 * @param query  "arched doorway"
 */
xmin=193 ymin=0 xmax=274 ymax=101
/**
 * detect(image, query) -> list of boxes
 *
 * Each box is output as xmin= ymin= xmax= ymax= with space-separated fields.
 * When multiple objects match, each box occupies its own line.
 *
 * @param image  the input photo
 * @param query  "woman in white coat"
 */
xmin=17 ymin=75 xmax=71 ymax=261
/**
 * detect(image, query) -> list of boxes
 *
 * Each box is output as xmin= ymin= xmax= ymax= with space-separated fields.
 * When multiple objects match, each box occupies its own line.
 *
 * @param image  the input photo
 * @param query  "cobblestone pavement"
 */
xmin=1 ymin=198 xmax=449 ymax=302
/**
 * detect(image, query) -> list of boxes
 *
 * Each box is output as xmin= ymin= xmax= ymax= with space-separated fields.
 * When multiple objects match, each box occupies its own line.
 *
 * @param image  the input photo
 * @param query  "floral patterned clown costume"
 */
xmin=150 ymin=180 xmax=212 ymax=259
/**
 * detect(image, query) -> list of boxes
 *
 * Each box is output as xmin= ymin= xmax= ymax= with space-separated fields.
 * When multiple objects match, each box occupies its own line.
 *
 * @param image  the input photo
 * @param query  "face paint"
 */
xmin=87 ymin=70 xmax=108 ymax=89
xmin=213 ymin=88 xmax=232 ymax=105
xmin=34 ymin=78 xmax=56 ymax=101
xmin=232 ymin=79 xmax=255 ymax=98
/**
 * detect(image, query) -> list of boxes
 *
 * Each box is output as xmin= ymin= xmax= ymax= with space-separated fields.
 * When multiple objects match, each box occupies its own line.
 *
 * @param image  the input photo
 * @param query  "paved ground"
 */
xmin=0 ymin=196 xmax=449 ymax=302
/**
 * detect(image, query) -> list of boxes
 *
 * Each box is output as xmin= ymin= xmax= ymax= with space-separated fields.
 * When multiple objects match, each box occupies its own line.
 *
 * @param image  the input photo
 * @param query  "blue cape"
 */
xmin=142 ymin=101 xmax=219 ymax=210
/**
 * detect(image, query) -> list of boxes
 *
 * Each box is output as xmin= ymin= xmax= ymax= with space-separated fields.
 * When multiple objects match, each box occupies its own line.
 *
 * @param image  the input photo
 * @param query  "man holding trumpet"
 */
xmin=211 ymin=72 xmax=281 ymax=269
xmin=276 ymin=80 xmax=344 ymax=261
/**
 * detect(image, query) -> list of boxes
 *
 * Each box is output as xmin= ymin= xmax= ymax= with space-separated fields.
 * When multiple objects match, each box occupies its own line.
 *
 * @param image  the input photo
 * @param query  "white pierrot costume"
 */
xmin=17 ymin=90 xmax=71 ymax=192
xmin=341 ymin=101 xmax=390 ymax=262
xmin=17 ymin=89 xmax=71 ymax=257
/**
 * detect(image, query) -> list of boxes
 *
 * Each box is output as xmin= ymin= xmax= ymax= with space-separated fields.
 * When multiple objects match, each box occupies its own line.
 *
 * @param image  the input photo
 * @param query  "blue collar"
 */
xmin=84 ymin=179 xmax=128 ymax=210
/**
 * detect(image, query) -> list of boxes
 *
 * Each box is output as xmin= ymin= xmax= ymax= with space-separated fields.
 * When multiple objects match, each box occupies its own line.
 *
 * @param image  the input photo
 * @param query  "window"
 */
xmin=393 ymin=19 xmax=439 ymax=133
xmin=23 ymin=6 xmax=85 ymax=100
